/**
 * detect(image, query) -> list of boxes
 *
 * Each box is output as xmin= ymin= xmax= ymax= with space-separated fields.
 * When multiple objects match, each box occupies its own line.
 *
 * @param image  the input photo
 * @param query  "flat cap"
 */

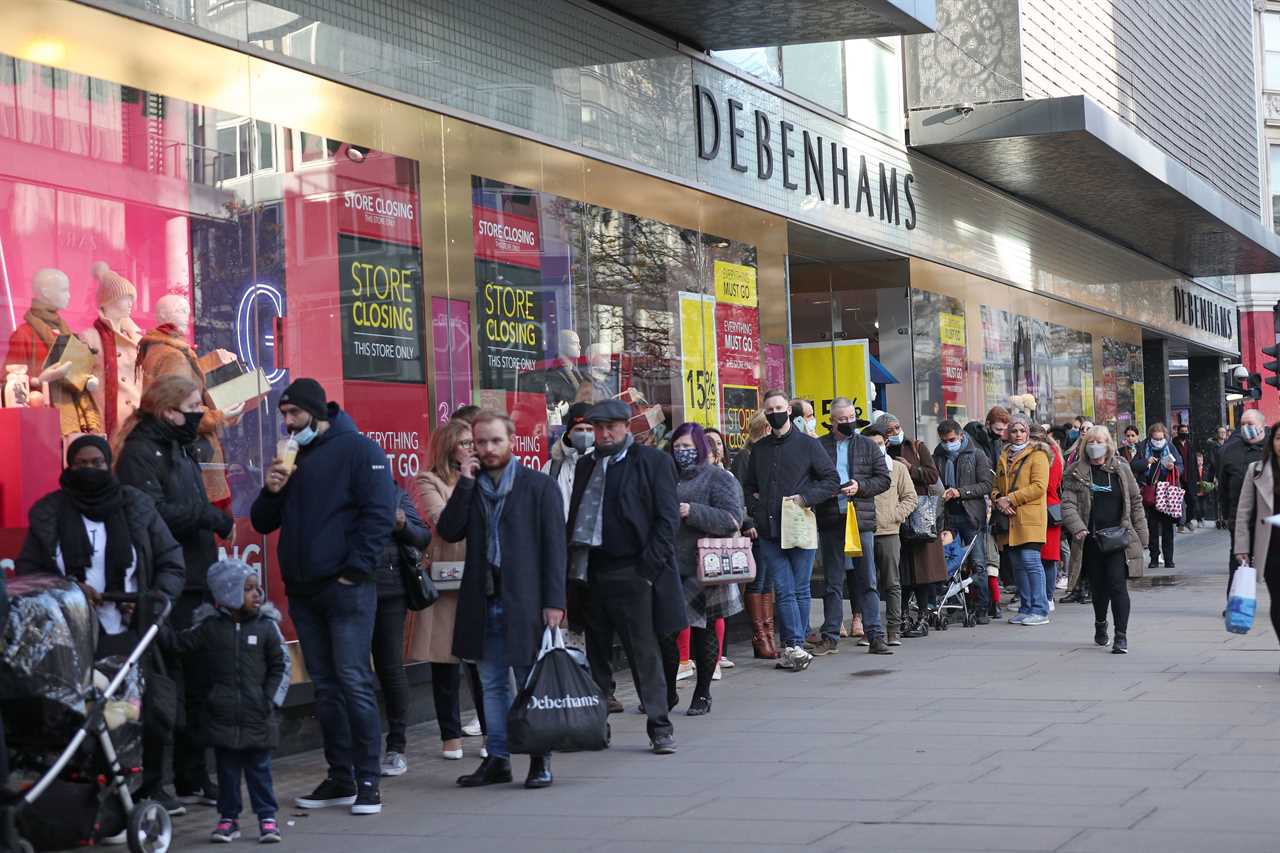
xmin=587 ymin=399 xmax=631 ymax=423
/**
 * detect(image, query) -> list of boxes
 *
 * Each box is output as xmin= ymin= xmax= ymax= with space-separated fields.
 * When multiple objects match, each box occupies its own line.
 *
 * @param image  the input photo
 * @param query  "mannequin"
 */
xmin=4 ymin=268 xmax=101 ymax=435
xmin=545 ymin=329 xmax=585 ymax=406
xmin=584 ymin=342 xmax=617 ymax=402
xmin=139 ymin=294 xmax=242 ymax=506
xmin=80 ymin=264 xmax=143 ymax=438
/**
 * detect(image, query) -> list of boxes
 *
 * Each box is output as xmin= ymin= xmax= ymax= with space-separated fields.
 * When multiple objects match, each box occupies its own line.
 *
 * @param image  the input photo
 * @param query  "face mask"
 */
xmin=1149 ymin=438 xmax=1166 ymax=449
xmin=836 ymin=422 xmax=855 ymax=437
xmin=1066 ymin=429 xmax=1079 ymax=443
xmin=673 ymin=446 xmax=698 ymax=469
xmin=1008 ymin=442 xmax=1028 ymax=454
xmin=805 ymin=417 xmax=817 ymax=433
xmin=766 ymin=411 xmax=790 ymax=431
xmin=171 ymin=410 xmax=202 ymax=444
xmin=292 ymin=418 xmax=319 ymax=446
xmin=60 ymin=466 xmax=115 ymax=495
xmin=943 ymin=439 xmax=961 ymax=453
xmin=1086 ymin=442 xmax=1107 ymax=460
xmin=570 ymin=431 xmax=595 ymax=454
xmin=888 ymin=432 xmax=904 ymax=446
xmin=1243 ymin=424 xmax=1265 ymax=442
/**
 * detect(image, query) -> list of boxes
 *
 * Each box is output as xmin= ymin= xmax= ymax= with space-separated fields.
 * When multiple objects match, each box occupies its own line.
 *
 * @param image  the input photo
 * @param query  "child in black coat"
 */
xmin=172 ymin=559 xmax=291 ymax=843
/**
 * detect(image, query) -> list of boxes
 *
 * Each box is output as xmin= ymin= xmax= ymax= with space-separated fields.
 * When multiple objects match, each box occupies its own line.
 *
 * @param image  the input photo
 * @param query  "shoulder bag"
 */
xmin=398 ymin=542 xmax=440 ymax=611
xmin=697 ymin=537 xmax=756 ymax=586
xmin=990 ymin=453 xmax=1029 ymax=536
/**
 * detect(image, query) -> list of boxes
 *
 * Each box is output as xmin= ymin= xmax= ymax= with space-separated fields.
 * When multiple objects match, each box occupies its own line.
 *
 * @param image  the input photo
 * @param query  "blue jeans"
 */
xmin=818 ymin=523 xmax=883 ymax=642
xmin=758 ymin=538 xmax=815 ymax=648
xmin=288 ymin=580 xmax=382 ymax=784
xmin=477 ymin=600 xmax=533 ymax=760
xmin=948 ymin=514 xmax=989 ymax=613
xmin=214 ymin=748 xmax=276 ymax=821
xmin=1009 ymin=544 xmax=1048 ymax=617
xmin=747 ymin=540 xmax=769 ymax=594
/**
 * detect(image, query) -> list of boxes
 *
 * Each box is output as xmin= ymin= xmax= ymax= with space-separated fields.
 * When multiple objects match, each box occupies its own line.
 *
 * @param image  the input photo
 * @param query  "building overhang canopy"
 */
xmin=593 ymin=0 xmax=936 ymax=50
xmin=908 ymin=95 xmax=1280 ymax=277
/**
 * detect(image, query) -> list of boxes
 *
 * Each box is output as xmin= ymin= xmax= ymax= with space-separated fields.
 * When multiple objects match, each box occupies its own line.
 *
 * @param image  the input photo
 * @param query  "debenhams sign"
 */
xmin=693 ymin=85 xmax=918 ymax=230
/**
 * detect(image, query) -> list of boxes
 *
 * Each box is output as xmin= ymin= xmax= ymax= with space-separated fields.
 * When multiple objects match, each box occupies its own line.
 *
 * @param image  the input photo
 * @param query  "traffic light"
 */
xmin=1265 ymin=300 xmax=1280 ymax=389
xmin=1250 ymin=372 xmax=1264 ymax=400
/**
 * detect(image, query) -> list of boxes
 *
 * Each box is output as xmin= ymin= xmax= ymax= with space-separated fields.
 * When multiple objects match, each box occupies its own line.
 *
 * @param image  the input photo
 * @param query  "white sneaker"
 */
xmin=441 ymin=746 xmax=463 ymax=761
xmin=1008 ymin=613 xmax=1028 ymax=624
xmin=1022 ymin=614 xmax=1050 ymax=626
xmin=711 ymin=663 xmax=722 ymax=681
xmin=789 ymin=646 xmax=813 ymax=671
xmin=1048 ymin=598 xmax=1055 ymax=612
xmin=461 ymin=717 xmax=482 ymax=737
xmin=676 ymin=660 xmax=695 ymax=681
xmin=1055 ymin=576 xmax=1068 ymax=590
xmin=381 ymin=751 xmax=408 ymax=776
xmin=480 ymin=746 xmax=488 ymax=759
xmin=774 ymin=649 xmax=796 ymax=670
xmin=718 ymin=656 xmax=735 ymax=669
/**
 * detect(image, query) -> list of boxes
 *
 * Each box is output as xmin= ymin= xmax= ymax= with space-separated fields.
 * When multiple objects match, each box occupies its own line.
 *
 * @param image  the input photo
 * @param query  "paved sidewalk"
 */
xmin=174 ymin=528 xmax=1280 ymax=852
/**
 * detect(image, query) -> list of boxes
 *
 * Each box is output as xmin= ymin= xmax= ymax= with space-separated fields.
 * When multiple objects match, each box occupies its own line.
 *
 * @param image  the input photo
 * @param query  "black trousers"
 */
xmin=660 ymin=624 xmax=717 ymax=701
xmin=585 ymin=562 xmax=673 ymax=741
xmin=1145 ymin=508 xmax=1175 ymax=565
xmin=430 ymin=662 xmax=485 ymax=742
xmin=172 ymin=590 xmax=212 ymax=794
xmin=1268 ymin=575 xmax=1280 ymax=646
xmin=371 ymin=594 xmax=410 ymax=754
xmin=1085 ymin=538 xmax=1130 ymax=635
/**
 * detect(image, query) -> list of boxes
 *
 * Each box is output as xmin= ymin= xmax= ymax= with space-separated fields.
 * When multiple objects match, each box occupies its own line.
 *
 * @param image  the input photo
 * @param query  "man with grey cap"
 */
xmin=566 ymin=399 xmax=687 ymax=755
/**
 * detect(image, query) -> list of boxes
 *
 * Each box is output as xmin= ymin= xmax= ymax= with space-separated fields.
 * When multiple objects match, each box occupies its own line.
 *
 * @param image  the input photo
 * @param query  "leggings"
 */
xmin=1084 ymin=538 xmax=1130 ymax=635
xmin=661 ymin=625 xmax=718 ymax=700
xmin=372 ymin=594 xmax=410 ymax=753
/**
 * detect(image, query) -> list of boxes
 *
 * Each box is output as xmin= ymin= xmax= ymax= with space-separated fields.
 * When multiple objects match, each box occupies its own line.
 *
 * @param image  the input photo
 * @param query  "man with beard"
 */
xmin=568 ymin=399 xmax=686 ymax=754
xmin=440 ymin=411 xmax=566 ymax=789
xmin=1218 ymin=409 xmax=1269 ymax=597
xmin=251 ymin=378 xmax=396 ymax=817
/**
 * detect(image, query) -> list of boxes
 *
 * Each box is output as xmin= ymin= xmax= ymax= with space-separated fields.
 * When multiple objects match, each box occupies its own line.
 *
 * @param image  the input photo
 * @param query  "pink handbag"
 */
xmin=1154 ymin=471 xmax=1185 ymax=519
xmin=696 ymin=537 xmax=756 ymax=586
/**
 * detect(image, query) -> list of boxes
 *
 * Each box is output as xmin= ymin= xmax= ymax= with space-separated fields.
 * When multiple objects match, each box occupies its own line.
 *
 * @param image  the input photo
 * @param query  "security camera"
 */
xmin=954 ymin=103 xmax=975 ymax=116
xmin=1232 ymin=364 xmax=1249 ymax=381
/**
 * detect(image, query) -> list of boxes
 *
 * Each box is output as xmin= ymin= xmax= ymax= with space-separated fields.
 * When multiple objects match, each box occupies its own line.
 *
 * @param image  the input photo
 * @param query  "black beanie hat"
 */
xmin=279 ymin=378 xmax=329 ymax=422
xmin=562 ymin=402 xmax=592 ymax=446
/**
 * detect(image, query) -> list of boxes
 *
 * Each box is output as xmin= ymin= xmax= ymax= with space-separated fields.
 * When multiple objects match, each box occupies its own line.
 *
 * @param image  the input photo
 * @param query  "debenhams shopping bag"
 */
xmin=780 ymin=497 xmax=818 ymax=550
xmin=507 ymin=628 xmax=609 ymax=754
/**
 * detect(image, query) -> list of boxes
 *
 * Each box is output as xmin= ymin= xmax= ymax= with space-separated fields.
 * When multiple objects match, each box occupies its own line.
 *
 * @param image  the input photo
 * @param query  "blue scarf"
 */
xmin=942 ymin=433 xmax=969 ymax=489
xmin=477 ymin=459 xmax=520 ymax=569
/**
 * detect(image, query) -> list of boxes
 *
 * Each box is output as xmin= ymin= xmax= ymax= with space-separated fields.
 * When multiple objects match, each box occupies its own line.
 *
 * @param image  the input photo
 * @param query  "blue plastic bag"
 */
xmin=1226 ymin=563 xmax=1257 ymax=635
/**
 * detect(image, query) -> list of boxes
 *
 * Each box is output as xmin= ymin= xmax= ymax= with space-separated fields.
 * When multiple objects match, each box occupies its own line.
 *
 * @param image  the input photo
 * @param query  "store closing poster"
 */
xmin=679 ymin=292 xmax=720 ymax=429
xmin=939 ymin=312 xmax=966 ymax=415
xmin=714 ymin=260 xmax=761 ymax=453
xmin=791 ymin=340 xmax=872 ymax=436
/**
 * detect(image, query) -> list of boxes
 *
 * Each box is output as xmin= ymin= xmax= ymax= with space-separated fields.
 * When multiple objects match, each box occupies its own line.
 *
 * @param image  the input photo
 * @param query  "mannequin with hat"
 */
xmin=79 ymin=263 xmax=144 ymax=439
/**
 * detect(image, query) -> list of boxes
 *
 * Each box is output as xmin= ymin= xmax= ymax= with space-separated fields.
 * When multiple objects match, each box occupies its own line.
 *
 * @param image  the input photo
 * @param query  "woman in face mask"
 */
xmin=992 ymin=416 xmax=1052 ymax=625
xmin=1130 ymin=422 xmax=1183 ymax=570
xmin=660 ymin=422 xmax=745 ymax=716
xmin=1061 ymin=426 xmax=1149 ymax=654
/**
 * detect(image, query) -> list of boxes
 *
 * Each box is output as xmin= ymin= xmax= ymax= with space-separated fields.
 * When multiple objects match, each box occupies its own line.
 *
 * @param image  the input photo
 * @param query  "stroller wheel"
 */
xmin=127 ymin=800 xmax=172 ymax=853
xmin=938 ymin=615 xmax=949 ymax=631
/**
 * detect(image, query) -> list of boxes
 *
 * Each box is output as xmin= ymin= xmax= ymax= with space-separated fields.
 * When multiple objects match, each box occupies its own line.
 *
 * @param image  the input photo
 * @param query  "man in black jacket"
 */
xmin=251 ymin=378 xmax=396 ymax=817
xmin=934 ymin=419 xmax=994 ymax=622
xmin=568 ymin=399 xmax=686 ymax=754
xmin=743 ymin=390 xmax=840 ymax=672
xmin=439 ymin=411 xmax=566 ymax=789
xmin=1218 ymin=409 xmax=1268 ymax=596
xmin=814 ymin=397 xmax=891 ymax=655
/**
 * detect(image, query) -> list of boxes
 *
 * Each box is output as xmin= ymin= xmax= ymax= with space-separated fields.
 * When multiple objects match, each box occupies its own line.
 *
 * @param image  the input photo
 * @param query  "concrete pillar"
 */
xmin=1188 ymin=355 xmax=1225 ymax=456
xmin=1142 ymin=338 xmax=1170 ymax=430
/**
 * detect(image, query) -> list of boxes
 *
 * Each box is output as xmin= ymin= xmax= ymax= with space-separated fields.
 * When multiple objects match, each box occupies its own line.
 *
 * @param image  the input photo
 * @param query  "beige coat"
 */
xmin=1235 ymin=460 xmax=1276 ymax=572
xmin=874 ymin=458 xmax=918 ymax=536
xmin=1060 ymin=455 xmax=1149 ymax=580
xmin=408 ymin=470 xmax=465 ymax=663
xmin=80 ymin=315 xmax=142 ymax=438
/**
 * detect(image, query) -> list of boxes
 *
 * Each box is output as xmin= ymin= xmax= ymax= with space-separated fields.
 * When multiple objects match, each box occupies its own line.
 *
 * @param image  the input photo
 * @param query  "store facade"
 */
xmin=0 ymin=1 xmax=1240 ymax=669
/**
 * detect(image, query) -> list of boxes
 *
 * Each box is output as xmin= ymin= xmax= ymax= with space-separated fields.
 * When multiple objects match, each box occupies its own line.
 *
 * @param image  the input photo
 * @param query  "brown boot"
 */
xmin=745 ymin=592 xmax=770 ymax=659
xmin=761 ymin=591 xmax=780 ymax=659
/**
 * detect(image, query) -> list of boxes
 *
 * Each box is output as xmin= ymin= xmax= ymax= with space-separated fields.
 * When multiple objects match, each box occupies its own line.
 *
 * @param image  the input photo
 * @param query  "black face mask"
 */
xmin=766 ymin=411 xmax=790 ymax=431
xmin=836 ymin=422 xmax=855 ymax=437
xmin=173 ymin=410 xmax=203 ymax=445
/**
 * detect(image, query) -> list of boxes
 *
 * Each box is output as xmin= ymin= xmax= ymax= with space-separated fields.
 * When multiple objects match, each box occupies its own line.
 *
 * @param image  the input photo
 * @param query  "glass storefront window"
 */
xmin=911 ymin=289 xmax=967 ymax=434
xmin=845 ymin=38 xmax=903 ymax=138
xmin=781 ymin=42 xmax=846 ymax=114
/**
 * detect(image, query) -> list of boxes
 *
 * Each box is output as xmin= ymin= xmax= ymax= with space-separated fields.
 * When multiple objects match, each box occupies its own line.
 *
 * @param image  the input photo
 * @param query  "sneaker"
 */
xmin=295 ymin=777 xmax=357 ymax=809
xmin=711 ymin=663 xmax=722 ymax=681
xmin=146 ymin=788 xmax=187 ymax=817
xmin=258 ymin=818 xmax=281 ymax=844
xmin=651 ymin=734 xmax=678 ymax=755
xmin=177 ymin=779 xmax=219 ymax=807
xmin=462 ymin=717 xmax=483 ymax=737
xmin=1048 ymin=598 xmax=1055 ymax=612
xmin=211 ymin=819 xmax=240 ymax=843
xmin=886 ymin=632 xmax=902 ymax=646
xmin=351 ymin=780 xmax=382 ymax=815
xmin=381 ymin=751 xmax=408 ymax=777
xmin=868 ymin=637 xmax=894 ymax=655
xmin=606 ymin=695 xmax=624 ymax=714
xmin=1021 ymin=614 xmax=1050 ymax=626
xmin=811 ymin=637 xmax=839 ymax=656
xmin=676 ymin=660 xmax=694 ymax=681
xmin=788 ymin=646 xmax=813 ymax=672
xmin=774 ymin=650 xmax=796 ymax=671
xmin=718 ymin=656 xmax=735 ymax=669
xmin=1008 ymin=613 xmax=1028 ymax=624
xmin=856 ymin=638 xmax=871 ymax=647
xmin=1112 ymin=635 xmax=1128 ymax=654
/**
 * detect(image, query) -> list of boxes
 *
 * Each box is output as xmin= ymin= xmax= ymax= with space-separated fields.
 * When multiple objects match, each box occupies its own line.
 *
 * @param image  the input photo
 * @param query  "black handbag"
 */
xmin=1047 ymin=503 xmax=1063 ymax=527
xmin=1091 ymin=525 xmax=1129 ymax=554
xmin=398 ymin=543 xmax=439 ymax=611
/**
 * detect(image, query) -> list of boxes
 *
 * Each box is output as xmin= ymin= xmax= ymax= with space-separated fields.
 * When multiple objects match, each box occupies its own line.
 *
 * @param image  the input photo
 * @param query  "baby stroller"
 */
xmin=930 ymin=535 xmax=980 ymax=630
xmin=0 ymin=575 xmax=173 ymax=853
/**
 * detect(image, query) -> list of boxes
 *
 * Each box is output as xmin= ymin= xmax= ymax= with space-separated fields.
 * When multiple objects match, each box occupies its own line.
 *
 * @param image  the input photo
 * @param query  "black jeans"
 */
xmin=214 ymin=747 xmax=276 ymax=821
xmin=371 ymin=594 xmax=410 ymax=754
xmin=430 ymin=662 xmax=486 ymax=742
xmin=585 ymin=561 xmax=673 ymax=741
xmin=1085 ymin=537 xmax=1130 ymax=635
xmin=660 ymin=624 xmax=717 ymax=701
xmin=1145 ymin=508 xmax=1176 ymax=565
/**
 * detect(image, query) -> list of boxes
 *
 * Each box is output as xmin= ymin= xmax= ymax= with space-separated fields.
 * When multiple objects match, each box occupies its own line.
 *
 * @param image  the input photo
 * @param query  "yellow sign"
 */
xmin=791 ymin=340 xmax=872 ymax=437
xmin=1133 ymin=381 xmax=1146 ymax=433
xmin=714 ymin=261 xmax=758 ymax=307
xmin=679 ymin=292 xmax=720 ymax=428
xmin=1081 ymin=373 xmax=1095 ymax=419
xmin=939 ymin=312 xmax=965 ymax=347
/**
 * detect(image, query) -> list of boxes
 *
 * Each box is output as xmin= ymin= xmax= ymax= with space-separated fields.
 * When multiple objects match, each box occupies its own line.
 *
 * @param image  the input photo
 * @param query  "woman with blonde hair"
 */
xmin=412 ymin=419 xmax=486 ymax=760
xmin=1061 ymin=425 xmax=1148 ymax=653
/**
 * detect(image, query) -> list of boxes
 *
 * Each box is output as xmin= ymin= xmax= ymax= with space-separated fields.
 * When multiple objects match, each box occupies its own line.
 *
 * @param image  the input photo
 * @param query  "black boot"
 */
xmin=1094 ymin=621 xmax=1108 ymax=646
xmin=456 ymin=756 xmax=512 ymax=788
xmin=687 ymin=695 xmax=712 ymax=716
xmin=524 ymin=755 xmax=552 ymax=789
xmin=1112 ymin=634 xmax=1128 ymax=655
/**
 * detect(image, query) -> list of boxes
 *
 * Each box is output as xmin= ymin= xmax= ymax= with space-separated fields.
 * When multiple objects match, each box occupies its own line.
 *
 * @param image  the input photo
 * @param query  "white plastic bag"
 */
xmin=780 ymin=497 xmax=818 ymax=550
xmin=1226 ymin=563 xmax=1257 ymax=635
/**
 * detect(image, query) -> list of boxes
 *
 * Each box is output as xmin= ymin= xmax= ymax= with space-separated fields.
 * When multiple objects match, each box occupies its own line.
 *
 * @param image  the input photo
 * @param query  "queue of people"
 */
xmin=15 ymin=375 xmax=1259 ymax=846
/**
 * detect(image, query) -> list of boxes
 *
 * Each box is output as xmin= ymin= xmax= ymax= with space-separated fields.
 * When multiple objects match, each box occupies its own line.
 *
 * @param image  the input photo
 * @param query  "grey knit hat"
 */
xmin=207 ymin=558 xmax=256 ymax=610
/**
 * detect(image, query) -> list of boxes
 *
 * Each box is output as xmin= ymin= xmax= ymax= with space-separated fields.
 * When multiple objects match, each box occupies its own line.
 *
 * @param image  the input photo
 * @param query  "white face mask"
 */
xmin=1243 ymin=423 xmax=1265 ymax=443
xmin=1150 ymin=438 xmax=1166 ymax=449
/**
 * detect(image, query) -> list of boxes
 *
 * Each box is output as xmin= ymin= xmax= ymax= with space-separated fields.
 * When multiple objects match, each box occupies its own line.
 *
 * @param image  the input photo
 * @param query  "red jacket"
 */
xmin=1041 ymin=445 xmax=1063 ymax=562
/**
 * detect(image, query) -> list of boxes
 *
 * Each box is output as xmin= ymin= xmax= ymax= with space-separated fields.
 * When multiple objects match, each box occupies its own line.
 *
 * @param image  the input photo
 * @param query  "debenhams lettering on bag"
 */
xmin=527 ymin=693 xmax=602 ymax=710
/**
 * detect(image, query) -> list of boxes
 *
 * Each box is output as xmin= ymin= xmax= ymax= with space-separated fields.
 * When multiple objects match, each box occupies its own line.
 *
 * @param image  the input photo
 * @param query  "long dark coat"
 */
xmin=436 ymin=464 xmax=567 ymax=667
xmin=566 ymin=444 xmax=689 ymax=638
xmin=889 ymin=438 xmax=948 ymax=585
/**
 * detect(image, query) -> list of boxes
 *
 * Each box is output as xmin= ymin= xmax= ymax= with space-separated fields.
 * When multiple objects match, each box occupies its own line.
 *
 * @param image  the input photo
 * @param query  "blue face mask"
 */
xmin=1066 ymin=429 xmax=1080 ymax=443
xmin=942 ymin=439 xmax=961 ymax=453
xmin=1008 ymin=442 xmax=1029 ymax=454
xmin=292 ymin=420 xmax=319 ymax=446
xmin=888 ymin=433 xmax=904 ymax=446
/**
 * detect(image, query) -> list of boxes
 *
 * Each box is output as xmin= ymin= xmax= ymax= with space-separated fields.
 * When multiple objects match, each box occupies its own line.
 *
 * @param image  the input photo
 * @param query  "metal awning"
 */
xmin=592 ymin=0 xmax=935 ymax=50
xmin=908 ymin=95 xmax=1280 ymax=277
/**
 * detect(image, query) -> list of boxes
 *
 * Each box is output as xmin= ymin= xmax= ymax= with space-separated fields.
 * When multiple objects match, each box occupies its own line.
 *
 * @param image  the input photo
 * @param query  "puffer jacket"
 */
xmin=171 ymin=603 xmax=291 ymax=751
xmin=1060 ymin=455 xmax=1149 ymax=579
xmin=815 ymin=431 xmax=890 ymax=533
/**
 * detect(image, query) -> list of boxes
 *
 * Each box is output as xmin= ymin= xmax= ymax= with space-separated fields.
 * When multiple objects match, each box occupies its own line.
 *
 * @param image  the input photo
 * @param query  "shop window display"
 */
xmin=911 ymin=289 xmax=966 ymax=433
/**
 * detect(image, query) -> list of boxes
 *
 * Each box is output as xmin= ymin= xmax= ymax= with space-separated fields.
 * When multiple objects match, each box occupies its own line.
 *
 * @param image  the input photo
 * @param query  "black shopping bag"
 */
xmin=507 ymin=628 xmax=609 ymax=755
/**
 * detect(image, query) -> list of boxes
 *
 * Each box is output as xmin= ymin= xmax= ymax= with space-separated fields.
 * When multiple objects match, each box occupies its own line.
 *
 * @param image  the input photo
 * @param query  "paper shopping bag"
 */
xmin=844 ymin=507 xmax=862 ymax=556
xmin=779 ymin=497 xmax=818 ymax=550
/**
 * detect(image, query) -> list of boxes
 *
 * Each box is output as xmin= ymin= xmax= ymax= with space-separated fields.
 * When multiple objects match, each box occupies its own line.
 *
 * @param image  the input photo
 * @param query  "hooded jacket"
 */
xmin=963 ymin=421 xmax=1002 ymax=464
xmin=116 ymin=415 xmax=233 ymax=592
xmin=250 ymin=404 xmax=397 ymax=597
xmin=742 ymin=426 xmax=839 ymax=542
xmin=815 ymin=431 xmax=890 ymax=534
xmin=543 ymin=439 xmax=590 ymax=520
xmin=932 ymin=433 xmax=993 ymax=532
